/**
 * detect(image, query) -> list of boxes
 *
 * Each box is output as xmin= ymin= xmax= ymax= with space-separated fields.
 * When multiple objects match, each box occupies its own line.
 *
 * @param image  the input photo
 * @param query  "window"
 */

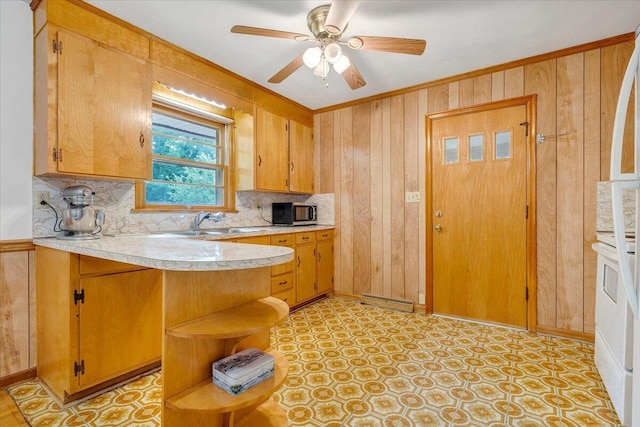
xmin=495 ymin=131 xmax=512 ymax=159
xmin=137 ymin=101 xmax=233 ymax=210
xmin=444 ymin=137 xmax=459 ymax=164
xmin=468 ymin=134 xmax=484 ymax=162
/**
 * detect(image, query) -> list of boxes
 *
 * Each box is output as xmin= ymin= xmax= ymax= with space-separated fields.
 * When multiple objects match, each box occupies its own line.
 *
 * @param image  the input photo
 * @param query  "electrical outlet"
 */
xmin=35 ymin=191 xmax=50 ymax=208
xmin=405 ymin=192 xmax=420 ymax=203
xmin=419 ymin=293 xmax=425 ymax=305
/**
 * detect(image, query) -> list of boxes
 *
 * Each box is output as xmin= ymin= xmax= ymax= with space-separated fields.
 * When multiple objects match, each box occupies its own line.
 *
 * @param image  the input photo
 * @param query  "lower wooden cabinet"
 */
xmin=263 ymin=229 xmax=334 ymax=308
xmin=78 ymin=269 xmax=161 ymax=387
xmin=36 ymin=247 xmax=162 ymax=403
xmin=296 ymin=232 xmax=317 ymax=303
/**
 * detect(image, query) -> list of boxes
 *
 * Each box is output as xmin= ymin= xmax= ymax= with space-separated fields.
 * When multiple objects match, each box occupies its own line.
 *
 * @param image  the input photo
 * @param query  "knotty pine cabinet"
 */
xmin=316 ymin=230 xmax=335 ymax=295
xmin=34 ymin=26 xmax=150 ymax=179
xmin=36 ymin=247 xmax=161 ymax=403
xmin=238 ymin=108 xmax=314 ymax=194
xmin=269 ymin=234 xmax=296 ymax=305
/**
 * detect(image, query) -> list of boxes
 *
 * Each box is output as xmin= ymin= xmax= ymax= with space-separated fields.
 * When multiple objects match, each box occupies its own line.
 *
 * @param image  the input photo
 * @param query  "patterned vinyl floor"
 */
xmin=7 ymin=297 xmax=621 ymax=426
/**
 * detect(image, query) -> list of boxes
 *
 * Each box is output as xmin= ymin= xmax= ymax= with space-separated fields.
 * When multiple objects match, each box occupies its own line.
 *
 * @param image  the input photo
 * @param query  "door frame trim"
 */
xmin=425 ymin=95 xmax=537 ymax=331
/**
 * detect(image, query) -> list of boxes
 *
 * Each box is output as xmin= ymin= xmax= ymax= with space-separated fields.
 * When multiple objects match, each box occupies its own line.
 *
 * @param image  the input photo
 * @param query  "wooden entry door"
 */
xmin=428 ymin=100 xmax=533 ymax=328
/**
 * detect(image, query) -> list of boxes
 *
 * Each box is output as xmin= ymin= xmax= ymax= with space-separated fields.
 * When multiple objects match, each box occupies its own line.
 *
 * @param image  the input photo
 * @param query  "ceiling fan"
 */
xmin=231 ymin=1 xmax=427 ymax=90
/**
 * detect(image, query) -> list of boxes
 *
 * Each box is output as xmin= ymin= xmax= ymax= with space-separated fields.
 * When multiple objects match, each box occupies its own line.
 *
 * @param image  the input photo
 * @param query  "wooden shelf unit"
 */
xmin=165 ymin=349 xmax=287 ymax=414
xmin=166 ymin=297 xmax=289 ymax=340
xmin=162 ymin=268 xmax=290 ymax=427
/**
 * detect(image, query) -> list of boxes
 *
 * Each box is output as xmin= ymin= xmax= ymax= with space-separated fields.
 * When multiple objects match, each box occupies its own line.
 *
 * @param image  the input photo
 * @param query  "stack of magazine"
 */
xmin=212 ymin=348 xmax=275 ymax=395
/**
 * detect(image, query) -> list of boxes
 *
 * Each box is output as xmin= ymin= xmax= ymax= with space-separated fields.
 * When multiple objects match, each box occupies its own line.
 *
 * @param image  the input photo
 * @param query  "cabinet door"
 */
xmin=255 ymin=108 xmax=289 ymax=192
xmin=289 ymin=121 xmax=314 ymax=194
xmin=317 ymin=239 xmax=334 ymax=294
xmin=296 ymin=243 xmax=317 ymax=303
xmin=78 ymin=269 xmax=161 ymax=387
xmin=57 ymin=29 xmax=150 ymax=179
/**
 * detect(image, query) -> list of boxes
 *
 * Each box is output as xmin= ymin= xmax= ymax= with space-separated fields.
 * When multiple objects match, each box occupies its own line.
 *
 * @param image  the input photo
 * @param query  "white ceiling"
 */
xmin=86 ymin=0 xmax=640 ymax=111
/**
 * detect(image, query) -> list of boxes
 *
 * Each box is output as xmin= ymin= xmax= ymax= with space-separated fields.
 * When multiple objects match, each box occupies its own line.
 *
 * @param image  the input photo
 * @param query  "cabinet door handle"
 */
xmin=317 ymin=252 xmax=321 ymax=262
xmin=258 ymin=155 xmax=262 ymax=166
xmin=290 ymin=162 xmax=295 ymax=172
xmin=297 ymin=256 xmax=301 ymax=267
xmin=278 ymin=280 xmax=288 ymax=286
xmin=139 ymin=132 xmax=145 ymax=147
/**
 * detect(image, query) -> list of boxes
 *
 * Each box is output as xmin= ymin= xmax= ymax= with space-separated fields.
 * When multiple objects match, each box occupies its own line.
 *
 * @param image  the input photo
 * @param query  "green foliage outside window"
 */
xmin=145 ymin=110 xmax=225 ymax=207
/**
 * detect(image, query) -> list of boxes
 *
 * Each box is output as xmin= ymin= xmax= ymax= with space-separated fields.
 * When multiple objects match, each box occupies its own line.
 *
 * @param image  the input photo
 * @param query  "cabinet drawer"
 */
xmin=271 ymin=247 xmax=295 ymax=276
xmin=271 ymin=234 xmax=295 ymax=246
xmin=296 ymin=232 xmax=316 ymax=245
xmin=272 ymin=286 xmax=296 ymax=307
xmin=317 ymin=229 xmax=334 ymax=241
xmin=79 ymin=255 xmax=146 ymax=276
xmin=271 ymin=272 xmax=294 ymax=294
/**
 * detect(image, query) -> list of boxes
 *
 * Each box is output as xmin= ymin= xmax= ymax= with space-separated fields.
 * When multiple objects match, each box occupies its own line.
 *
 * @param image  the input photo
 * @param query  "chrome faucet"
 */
xmin=191 ymin=211 xmax=225 ymax=231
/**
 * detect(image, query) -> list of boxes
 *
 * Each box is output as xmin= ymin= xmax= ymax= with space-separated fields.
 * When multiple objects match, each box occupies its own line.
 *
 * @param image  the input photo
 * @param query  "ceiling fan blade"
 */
xmin=268 ymin=54 xmax=305 ymax=84
xmin=324 ymin=0 xmax=360 ymax=34
xmin=231 ymin=25 xmax=309 ymax=41
xmin=340 ymin=63 xmax=366 ymax=90
xmin=348 ymin=35 xmax=426 ymax=55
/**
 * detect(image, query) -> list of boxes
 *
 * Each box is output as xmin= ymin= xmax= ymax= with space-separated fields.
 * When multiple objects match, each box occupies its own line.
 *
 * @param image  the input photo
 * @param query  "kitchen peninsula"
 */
xmin=34 ymin=235 xmax=294 ymax=427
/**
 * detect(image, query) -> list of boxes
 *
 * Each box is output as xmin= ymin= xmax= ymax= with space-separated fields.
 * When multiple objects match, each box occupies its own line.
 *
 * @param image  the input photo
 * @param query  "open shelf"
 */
xmin=234 ymin=398 xmax=288 ymax=427
xmin=166 ymin=297 xmax=289 ymax=339
xmin=165 ymin=348 xmax=288 ymax=414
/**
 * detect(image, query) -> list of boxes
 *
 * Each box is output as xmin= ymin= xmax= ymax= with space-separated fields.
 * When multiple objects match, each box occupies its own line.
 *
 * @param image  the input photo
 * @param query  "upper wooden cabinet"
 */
xmin=34 ymin=26 xmax=151 ymax=179
xmin=239 ymin=107 xmax=315 ymax=194
xmin=255 ymin=108 xmax=290 ymax=192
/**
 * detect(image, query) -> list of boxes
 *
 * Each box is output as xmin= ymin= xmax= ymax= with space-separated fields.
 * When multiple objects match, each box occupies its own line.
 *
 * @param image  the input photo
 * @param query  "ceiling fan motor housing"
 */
xmin=307 ymin=4 xmax=346 ymax=40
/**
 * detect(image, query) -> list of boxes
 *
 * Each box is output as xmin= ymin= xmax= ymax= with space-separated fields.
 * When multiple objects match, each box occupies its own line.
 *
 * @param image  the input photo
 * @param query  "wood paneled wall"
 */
xmin=314 ymin=39 xmax=635 ymax=336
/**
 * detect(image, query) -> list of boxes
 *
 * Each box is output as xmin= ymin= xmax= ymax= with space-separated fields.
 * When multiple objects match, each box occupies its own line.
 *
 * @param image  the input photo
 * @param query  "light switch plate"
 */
xmin=405 ymin=192 xmax=420 ymax=203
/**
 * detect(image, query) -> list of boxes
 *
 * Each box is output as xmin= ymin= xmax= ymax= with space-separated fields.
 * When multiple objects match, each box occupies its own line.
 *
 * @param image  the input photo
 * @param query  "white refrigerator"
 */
xmin=610 ymin=26 xmax=640 ymax=427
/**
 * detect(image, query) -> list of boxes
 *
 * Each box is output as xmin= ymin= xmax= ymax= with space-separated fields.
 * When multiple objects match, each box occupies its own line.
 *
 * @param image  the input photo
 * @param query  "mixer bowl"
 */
xmin=62 ymin=207 xmax=104 ymax=234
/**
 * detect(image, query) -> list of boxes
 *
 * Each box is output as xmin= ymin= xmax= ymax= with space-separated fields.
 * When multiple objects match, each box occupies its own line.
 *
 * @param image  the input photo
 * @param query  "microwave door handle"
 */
xmin=611 ymin=181 xmax=640 ymax=318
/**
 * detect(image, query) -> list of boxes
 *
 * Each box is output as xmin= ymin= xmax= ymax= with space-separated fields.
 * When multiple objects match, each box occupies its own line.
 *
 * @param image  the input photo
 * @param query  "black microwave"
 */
xmin=272 ymin=202 xmax=318 ymax=226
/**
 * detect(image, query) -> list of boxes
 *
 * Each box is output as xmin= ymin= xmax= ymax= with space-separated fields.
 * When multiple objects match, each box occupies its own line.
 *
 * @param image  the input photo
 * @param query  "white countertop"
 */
xmin=33 ymin=235 xmax=294 ymax=272
xmin=32 ymin=225 xmax=333 ymax=271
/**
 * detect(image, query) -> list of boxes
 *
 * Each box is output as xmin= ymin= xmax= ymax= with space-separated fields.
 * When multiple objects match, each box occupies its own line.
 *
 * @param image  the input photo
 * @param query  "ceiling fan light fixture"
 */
xmin=303 ymin=46 xmax=322 ymax=68
xmin=324 ymin=42 xmax=343 ymax=64
xmin=313 ymin=58 xmax=330 ymax=78
xmin=333 ymin=54 xmax=351 ymax=74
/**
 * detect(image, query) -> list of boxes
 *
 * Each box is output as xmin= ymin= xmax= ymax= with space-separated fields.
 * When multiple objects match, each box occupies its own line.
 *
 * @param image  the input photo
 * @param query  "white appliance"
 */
xmin=598 ymin=24 xmax=640 ymax=427
xmin=593 ymin=235 xmax=635 ymax=425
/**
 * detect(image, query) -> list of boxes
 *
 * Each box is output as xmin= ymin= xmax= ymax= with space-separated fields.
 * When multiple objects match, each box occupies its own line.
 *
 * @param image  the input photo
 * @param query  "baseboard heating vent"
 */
xmin=360 ymin=294 xmax=414 ymax=313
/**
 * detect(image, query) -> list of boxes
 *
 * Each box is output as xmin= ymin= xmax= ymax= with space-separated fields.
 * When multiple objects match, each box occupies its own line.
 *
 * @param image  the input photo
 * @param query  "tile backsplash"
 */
xmin=596 ymin=181 xmax=635 ymax=232
xmin=33 ymin=177 xmax=334 ymax=238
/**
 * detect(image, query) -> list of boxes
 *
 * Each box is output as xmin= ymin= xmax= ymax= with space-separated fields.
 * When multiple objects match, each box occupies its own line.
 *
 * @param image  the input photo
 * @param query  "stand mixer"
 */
xmin=56 ymin=185 xmax=105 ymax=240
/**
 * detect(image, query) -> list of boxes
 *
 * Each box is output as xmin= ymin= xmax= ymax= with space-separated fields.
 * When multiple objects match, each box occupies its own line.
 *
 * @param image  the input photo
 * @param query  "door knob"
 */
xmin=435 ymin=224 xmax=442 ymax=232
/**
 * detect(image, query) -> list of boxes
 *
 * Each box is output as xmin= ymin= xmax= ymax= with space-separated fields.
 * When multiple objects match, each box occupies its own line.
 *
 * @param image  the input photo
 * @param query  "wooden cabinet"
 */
xmin=238 ymin=108 xmax=314 ymax=194
xmin=295 ymin=233 xmax=317 ymax=303
xmin=316 ymin=230 xmax=335 ymax=295
xmin=270 ymin=234 xmax=296 ymax=306
xmin=255 ymin=108 xmax=290 ymax=192
xmin=36 ymin=247 xmax=161 ymax=403
xmin=34 ymin=26 xmax=150 ymax=179
xmin=289 ymin=121 xmax=315 ymax=194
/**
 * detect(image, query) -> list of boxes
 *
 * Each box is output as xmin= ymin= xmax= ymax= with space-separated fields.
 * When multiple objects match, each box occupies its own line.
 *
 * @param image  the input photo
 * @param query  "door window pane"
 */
xmin=495 ymin=131 xmax=511 ymax=159
xmin=469 ymin=134 xmax=484 ymax=162
xmin=444 ymin=137 xmax=459 ymax=164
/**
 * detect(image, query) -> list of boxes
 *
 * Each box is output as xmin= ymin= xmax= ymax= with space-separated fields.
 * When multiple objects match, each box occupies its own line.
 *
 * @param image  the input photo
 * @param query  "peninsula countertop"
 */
xmin=32 ymin=234 xmax=294 ymax=271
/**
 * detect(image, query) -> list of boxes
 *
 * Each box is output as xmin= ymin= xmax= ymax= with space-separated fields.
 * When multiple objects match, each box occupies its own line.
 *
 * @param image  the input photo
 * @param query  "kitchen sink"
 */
xmin=156 ymin=230 xmax=228 ymax=236
xmin=227 ymin=227 xmax=271 ymax=233
xmin=154 ymin=226 xmax=271 ymax=237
